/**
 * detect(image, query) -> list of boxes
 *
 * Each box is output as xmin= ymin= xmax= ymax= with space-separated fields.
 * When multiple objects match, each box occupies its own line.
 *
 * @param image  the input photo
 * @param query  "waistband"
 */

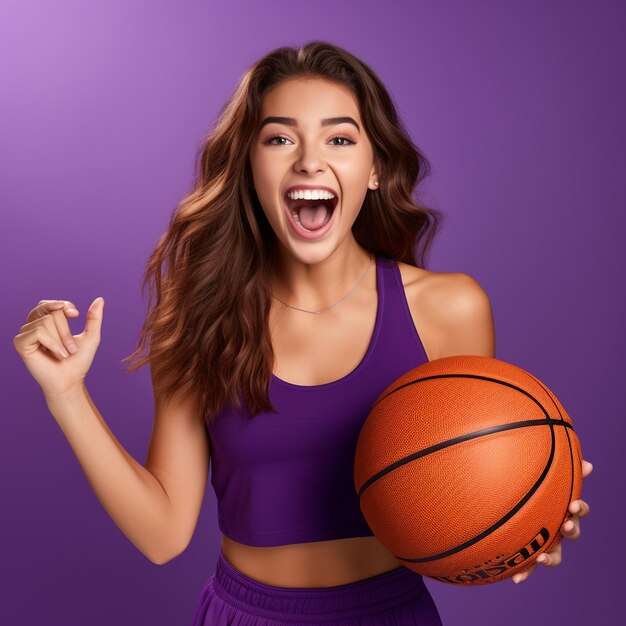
xmin=213 ymin=548 xmax=427 ymax=621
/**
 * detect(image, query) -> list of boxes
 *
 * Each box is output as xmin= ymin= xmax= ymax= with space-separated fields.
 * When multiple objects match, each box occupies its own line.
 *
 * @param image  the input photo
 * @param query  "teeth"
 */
xmin=286 ymin=189 xmax=335 ymax=200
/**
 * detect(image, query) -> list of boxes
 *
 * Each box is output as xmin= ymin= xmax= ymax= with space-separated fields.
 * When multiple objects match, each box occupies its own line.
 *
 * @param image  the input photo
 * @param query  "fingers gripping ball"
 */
xmin=353 ymin=355 xmax=584 ymax=586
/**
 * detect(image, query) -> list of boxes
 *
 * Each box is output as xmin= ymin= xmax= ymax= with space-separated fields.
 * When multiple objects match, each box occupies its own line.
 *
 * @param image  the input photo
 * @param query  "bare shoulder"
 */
xmin=396 ymin=262 xmax=495 ymax=360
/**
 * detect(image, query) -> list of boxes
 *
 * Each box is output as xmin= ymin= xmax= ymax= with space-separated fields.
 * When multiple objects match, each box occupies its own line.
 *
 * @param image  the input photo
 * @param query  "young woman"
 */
xmin=14 ymin=41 xmax=592 ymax=625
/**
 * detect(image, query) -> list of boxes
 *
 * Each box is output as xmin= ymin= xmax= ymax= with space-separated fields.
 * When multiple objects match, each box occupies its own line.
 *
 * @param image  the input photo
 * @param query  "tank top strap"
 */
xmin=368 ymin=254 xmax=429 ymax=367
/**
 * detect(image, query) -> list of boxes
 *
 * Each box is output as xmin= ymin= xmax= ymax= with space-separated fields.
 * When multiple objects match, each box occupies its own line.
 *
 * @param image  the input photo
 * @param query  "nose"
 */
xmin=293 ymin=140 xmax=327 ymax=175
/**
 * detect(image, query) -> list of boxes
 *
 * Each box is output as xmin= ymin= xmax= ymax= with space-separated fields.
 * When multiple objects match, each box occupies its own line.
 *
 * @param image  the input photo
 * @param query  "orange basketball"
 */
xmin=353 ymin=355 xmax=584 ymax=585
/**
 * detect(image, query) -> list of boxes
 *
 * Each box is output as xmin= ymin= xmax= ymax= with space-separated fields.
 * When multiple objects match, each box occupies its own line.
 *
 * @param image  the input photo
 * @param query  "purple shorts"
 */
xmin=191 ymin=548 xmax=443 ymax=625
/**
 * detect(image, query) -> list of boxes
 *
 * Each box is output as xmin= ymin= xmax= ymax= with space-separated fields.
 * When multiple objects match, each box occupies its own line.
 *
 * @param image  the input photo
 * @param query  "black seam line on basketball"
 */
xmin=372 ymin=374 xmax=569 ymax=420
xmin=391 ymin=419 xmax=559 ymax=564
xmin=359 ymin=374 xmax=567 ymax=496
xmin=357 ymin=418 xmax=573 ymax=498
xmin=524 ymin=371 xmax=577 ymax=557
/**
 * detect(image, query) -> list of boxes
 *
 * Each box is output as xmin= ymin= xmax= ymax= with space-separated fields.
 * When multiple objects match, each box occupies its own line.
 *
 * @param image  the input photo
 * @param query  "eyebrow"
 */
xmin=259 ymin=116 xmax=361 ymax=132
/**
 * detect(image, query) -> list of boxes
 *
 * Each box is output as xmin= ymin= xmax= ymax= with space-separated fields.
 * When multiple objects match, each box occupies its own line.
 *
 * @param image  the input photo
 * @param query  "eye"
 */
xmin=329 ymin=135 xmax=357 ymax=146
xmin=263 ymin=135 xmax=292 ymax=146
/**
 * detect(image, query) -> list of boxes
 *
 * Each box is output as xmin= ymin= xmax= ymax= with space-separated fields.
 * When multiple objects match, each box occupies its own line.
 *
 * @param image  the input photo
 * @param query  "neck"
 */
xmin=271 ymin=244 xmax=373 ymax=311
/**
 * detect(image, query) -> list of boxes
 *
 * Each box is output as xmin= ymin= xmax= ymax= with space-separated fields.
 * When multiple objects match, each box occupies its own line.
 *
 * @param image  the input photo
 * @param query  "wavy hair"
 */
xmin=121 ymin=41 xmax=444 ymax=426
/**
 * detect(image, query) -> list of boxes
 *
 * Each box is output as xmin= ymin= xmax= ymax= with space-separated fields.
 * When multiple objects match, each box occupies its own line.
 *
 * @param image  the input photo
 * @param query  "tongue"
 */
xmin=298 ymin=203 xmax=330 ymax=230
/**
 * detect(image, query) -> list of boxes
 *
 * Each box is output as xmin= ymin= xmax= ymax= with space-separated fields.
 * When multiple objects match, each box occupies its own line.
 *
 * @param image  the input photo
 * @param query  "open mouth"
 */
xmin=283 ymin=193 xmax=338 ymax=232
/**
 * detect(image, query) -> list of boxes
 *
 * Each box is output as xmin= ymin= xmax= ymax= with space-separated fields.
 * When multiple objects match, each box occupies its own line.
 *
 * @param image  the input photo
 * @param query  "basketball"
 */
xmin=353 ymin=355 xmax=584 ymax=586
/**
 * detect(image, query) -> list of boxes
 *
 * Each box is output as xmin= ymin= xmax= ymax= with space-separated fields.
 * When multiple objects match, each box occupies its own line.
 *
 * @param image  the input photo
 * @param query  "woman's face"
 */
xmin=249 ymin=76 xmax=379 ymax=264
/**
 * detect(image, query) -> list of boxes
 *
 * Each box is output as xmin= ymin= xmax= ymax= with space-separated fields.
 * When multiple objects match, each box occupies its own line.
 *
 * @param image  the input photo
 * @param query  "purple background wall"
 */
xmin=2 ymin=1 xmax=623 ymax=624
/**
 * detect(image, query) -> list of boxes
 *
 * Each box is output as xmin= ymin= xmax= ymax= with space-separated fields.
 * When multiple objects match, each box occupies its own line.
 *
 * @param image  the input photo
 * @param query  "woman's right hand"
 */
xmin=13 ymin=297 xmax=105 ymax=401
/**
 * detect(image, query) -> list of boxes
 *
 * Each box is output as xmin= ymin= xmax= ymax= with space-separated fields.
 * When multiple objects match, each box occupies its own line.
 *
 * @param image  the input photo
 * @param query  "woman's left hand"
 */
xmin=512 ymin=458 xmax=593 ymax=584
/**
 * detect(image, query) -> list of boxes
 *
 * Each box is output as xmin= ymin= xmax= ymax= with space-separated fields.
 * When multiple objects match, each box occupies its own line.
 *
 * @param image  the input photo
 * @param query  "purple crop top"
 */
xmin=205 ymin=254 xmax=430 ymax=547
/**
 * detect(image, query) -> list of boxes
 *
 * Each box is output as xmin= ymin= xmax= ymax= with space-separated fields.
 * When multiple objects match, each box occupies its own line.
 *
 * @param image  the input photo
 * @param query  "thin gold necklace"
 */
xmin=271 ymin=254 xmax=374 ymax=314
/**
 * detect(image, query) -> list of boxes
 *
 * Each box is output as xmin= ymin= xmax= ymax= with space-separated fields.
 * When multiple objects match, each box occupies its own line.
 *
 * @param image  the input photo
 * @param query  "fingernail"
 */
xmin=537 ymin=554 xmax=547 ymax=563
xmin=513 ymin=575 xmax=521 ymax=584
xmin=67 ymin=343 xmax=78 ymax=354
xmin=67 ymin=308 xmax=78 ymax=314
xmin=572 ymin=502 xmax=580 ymax=513
xmin=565 ymin=521 xmax=574 ymax=531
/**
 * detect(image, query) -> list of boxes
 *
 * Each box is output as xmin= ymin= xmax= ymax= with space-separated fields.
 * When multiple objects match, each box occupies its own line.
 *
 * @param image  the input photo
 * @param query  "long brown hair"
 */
xmin=121 ymin=41 xmax=444 ymax=426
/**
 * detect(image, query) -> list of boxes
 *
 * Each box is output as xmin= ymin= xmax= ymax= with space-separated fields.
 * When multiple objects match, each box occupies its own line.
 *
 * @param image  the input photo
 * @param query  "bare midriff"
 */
xmin=220 ymin=533 xmax=404 ymax=588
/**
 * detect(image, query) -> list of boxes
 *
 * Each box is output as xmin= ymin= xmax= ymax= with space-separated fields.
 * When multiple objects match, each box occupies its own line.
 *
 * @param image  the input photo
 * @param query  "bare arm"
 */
xmin=442 ymin=273 xmax=495 ymax=357
xmin=418 ymin=272 xmax=496 ymax=359
xmin=14 ymin=298 xmax=210 ymax=565
xmin=46 ymin=382 xmax=210 ymax=565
